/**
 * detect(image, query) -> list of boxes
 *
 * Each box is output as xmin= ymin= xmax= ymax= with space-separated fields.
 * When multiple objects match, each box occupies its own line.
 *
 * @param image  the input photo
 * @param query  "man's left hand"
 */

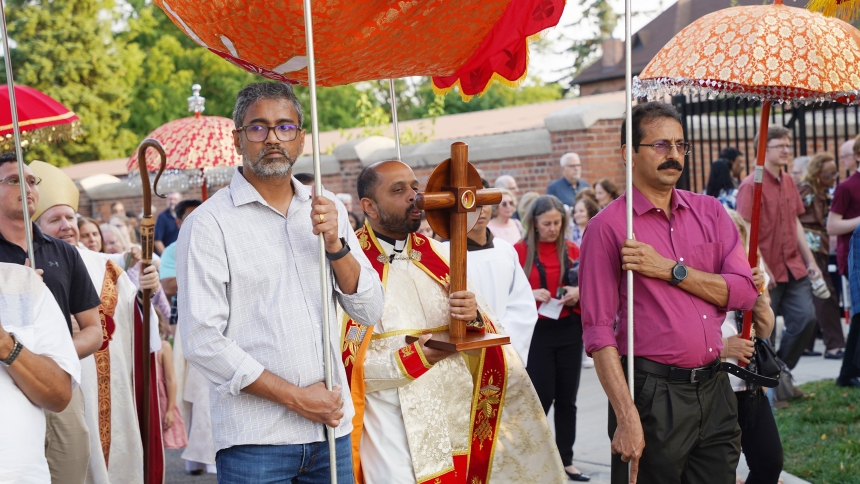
xmin=311 ymin=191 xmax=341 ymax=253
xmin=807 ymin=263 xmax=822 ymax=281
xmin=139 ymin=264 xmax=160 ymax=293
xmin=449 ymin=291 xmax=478 ymax=322
xmin=621 ymin=239 xmax=674 ymax=281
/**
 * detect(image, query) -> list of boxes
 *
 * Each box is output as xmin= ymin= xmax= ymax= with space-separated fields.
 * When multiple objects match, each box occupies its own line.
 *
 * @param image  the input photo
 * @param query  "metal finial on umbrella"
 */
xmin=188 ymin=84 xmax=205 ymax=117
xmin=389 ymin=79 xmax=402 ymax=161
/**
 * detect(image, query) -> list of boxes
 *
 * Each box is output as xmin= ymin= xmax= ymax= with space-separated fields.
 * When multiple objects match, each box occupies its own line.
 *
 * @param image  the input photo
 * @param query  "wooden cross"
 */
xmin=406 ymin=142 xmax=511 ymax=351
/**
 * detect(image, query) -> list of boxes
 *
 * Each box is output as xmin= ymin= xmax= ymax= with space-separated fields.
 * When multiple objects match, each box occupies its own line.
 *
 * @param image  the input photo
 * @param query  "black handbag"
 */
xmin=720 ymin=311 xmax=782 ymax=388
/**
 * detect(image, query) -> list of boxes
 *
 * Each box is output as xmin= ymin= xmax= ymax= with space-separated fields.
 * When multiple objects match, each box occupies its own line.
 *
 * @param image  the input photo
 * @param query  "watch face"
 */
xmin=673 ymin=263 xmax=688 ymax=280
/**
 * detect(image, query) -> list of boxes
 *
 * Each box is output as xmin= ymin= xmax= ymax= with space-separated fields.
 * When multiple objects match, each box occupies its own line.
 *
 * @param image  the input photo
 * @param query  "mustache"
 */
xmin=657 ymin=159 xmax=683 ymax=171
xmin=255 ymin=145 xmax=292 ymax=163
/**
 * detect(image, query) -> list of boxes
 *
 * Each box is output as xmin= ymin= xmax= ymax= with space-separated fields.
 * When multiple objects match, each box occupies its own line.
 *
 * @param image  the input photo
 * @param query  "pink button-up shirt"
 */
xmin=579 ymin=187 xmax=758 ymax=368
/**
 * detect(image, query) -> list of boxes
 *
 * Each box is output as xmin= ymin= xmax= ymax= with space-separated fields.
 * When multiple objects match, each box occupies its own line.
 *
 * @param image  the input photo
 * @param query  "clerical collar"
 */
xmin=375 ymin=232 xmax=407 ymax=253
xmin=466 ymin=228 xmax=495 ymax=252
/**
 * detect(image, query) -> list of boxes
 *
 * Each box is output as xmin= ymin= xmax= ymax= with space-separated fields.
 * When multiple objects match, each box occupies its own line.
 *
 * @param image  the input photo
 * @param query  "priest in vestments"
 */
xmin=342 ymin=161 xmax=565 ymax=484
xmin=30 ymin=161 xmax=164 ymax=484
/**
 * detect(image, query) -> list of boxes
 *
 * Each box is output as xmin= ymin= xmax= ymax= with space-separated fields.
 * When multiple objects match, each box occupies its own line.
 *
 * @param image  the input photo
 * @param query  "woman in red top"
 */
xmin=515 ymin=195 xmax=589 ymax=482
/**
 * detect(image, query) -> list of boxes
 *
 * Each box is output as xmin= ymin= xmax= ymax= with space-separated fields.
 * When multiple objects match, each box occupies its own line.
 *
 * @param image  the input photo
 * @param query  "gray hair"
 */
xmin=233 ymin=83 xmax=304 ymax=129
xmin=792 ymin=155 xmax=810 ymax=173
xmin=494 ymin=175 xmax=516 ymax=189
xmin=560 ymin=152 xmax=580 ymax=167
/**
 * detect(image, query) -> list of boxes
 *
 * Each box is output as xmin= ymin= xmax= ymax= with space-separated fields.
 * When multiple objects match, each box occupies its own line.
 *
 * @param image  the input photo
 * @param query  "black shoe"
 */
xmin=566 ymin=470 xmax=591 ymax=481
xmin=802 ymin=350 xmax=822 ymax=357
xmin=836 ymin=376 xmax=860 ymax=388
xmin=824 ymin=350 xmax=845 ymax=359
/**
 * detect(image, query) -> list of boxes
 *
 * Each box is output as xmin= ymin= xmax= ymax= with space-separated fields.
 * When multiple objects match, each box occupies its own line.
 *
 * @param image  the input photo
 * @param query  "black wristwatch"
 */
xmin=670 ymin=262 xmax=688 ymax=286
xmin=325 ymin=237 xmax=350 ymax=261
xmin=2 ymin=333 xmax=23 ymax=366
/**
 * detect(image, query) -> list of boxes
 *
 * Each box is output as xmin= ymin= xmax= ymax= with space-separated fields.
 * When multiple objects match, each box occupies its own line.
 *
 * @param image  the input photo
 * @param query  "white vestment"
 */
xmin=359 ymin=237 xmax=565 ymax=484
xmin=444 ymin=237 xmax=538 ymax=365
xmin=172 ymin=329 xmax=217 ymax=467
xmin=76 ymin=247 xmax=159 ymax=484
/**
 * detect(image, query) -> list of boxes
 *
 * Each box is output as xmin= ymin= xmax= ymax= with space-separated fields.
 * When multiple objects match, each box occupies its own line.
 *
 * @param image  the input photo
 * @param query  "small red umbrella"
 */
xmin=1 ymin=85 xmax=82 ymax=153
xmin=126 ymin=85 xmax=241 ymax=199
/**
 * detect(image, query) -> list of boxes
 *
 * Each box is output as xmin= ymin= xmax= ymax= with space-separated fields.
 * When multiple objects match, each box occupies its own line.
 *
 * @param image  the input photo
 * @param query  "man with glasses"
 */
xmin=547 ymin=152 xmax=590 ymax=208
xmin=580 ymin=102 xmax=758 ymax=484
xmin=737 ymin=125 xmax=820 ymax=372
xmin=177 ymin=82 xmax=384 ymax=482
xmin=0 ymin=153 xmax=102 ymax=484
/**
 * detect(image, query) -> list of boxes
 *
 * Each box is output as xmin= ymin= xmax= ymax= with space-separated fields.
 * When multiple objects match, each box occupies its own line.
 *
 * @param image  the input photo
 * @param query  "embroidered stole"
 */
xmin=342 ymin=222 xmax=508 ymax=484
xmin=95 ymin=260 xmax=121 ymax=466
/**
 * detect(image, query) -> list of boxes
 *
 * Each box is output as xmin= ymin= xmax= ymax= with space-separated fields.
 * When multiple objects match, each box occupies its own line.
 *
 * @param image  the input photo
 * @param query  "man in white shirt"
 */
xmin=178 ymin=82 xmax=384 ymax=482
xmin=0 ymin=263 xmax=81 ymax=484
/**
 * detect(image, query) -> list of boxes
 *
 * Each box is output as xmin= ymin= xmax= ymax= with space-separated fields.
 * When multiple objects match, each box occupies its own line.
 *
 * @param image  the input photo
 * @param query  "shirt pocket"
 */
xmin=691 ymin=242 xmax=723 ymax=275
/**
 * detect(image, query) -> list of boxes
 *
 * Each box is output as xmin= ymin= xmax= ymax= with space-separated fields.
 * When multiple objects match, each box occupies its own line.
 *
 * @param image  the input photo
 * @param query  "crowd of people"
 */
xmin=2 ymin=81 xmax=860 ymax=484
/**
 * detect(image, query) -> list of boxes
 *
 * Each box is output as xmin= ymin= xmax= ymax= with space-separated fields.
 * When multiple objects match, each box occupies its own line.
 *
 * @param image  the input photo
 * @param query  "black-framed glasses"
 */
xmin=0 ymin=175 xmax=42 ymax=187
xmin=638 ymin=141 xmax=692 ymax=156
xmin=236 ymin=124 xmax=300 ymax=143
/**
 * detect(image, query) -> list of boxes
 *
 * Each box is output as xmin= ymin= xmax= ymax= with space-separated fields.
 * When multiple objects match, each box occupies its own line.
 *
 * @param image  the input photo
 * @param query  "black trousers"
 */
xmin=525 ymin=313 xmax=583 ymax=467
xmin=839 ymin=313 xmax=860 ymax=383
xmin=609 ymin=368 xmax=741 ymax=484
xmin=736 ymin=390 xmax=783 ymax=484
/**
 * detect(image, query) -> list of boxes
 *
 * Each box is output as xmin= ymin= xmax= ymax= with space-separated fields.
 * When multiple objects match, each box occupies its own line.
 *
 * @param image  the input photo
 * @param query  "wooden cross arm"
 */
xmin=415 ymin=189 xmax=502 ymax=211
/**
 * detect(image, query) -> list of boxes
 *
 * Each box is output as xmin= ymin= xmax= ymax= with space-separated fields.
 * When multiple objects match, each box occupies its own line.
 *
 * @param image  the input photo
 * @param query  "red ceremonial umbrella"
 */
xmin=126 ymin=85 xmax=241 ymax=199
xmin=1 ymin=85 xmax=82 ymax=153
xmin=634 ymin=0 xmax=860 ymax=347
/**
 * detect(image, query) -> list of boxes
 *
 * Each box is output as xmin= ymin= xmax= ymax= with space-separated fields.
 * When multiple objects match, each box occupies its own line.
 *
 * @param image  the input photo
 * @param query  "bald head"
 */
xmin=357 ymin=160 xmax=421 ymax=238
xmin=357 ymin=160 xmax=414 ymax=202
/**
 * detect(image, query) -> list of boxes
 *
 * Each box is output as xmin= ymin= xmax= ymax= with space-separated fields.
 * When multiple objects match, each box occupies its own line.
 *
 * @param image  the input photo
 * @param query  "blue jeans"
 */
xmin=216 ymin=435 xmax=354 ymax=484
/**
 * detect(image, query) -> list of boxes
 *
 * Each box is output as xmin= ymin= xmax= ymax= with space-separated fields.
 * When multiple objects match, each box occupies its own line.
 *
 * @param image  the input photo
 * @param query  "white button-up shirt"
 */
xmin=177 ymin=170 xmax=383 ymax=451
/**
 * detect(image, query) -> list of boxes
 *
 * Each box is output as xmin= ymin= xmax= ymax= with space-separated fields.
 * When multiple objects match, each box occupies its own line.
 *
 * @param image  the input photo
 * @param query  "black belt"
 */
xmin=621 ymin=356 xmax=779 ymax=388
xmin=622 ymin=356 xmax=722 ymax=383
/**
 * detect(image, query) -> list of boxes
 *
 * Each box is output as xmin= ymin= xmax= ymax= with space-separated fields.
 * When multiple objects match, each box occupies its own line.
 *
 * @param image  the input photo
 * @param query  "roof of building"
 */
xmin=572 ymin=0 xmax=769 ymax=86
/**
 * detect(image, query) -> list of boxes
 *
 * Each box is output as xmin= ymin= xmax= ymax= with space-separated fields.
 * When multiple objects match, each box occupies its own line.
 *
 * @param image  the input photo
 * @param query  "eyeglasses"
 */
xmin=822 ymin=172 xmax=838 ymax=179
xmin=767 ymin=144 xmax=792 ymax=151
xmin=236 ymin=124 xmax=300 ymax=143
xmin=0 ymin=175 xmax=42 ymax=187
xmin=565 ymin=164 xmax=582 ymax=169
xmin=499 ymin=201 xmax=514 ymax=207
xmin=638 ymin=141 xmax=692 ymax=156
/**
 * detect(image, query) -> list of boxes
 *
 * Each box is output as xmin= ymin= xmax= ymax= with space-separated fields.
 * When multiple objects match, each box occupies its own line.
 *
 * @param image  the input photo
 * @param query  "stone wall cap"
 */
xmin=545 ymin=102 xmax=626 ymax=132
xmin=363 ymin=128 xmax=551 ymax=168
xmin=292 ymin=153 xmax=340 ymax=176
xmin=332 ymin=136 xmax=395 ymax=163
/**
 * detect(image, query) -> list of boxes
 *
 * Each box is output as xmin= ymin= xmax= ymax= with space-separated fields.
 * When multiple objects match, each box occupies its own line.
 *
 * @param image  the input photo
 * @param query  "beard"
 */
xmin=377 ymin=202 xmax=421 ymax=235
xmin=244 ymin=144 xmax=295 ymax=179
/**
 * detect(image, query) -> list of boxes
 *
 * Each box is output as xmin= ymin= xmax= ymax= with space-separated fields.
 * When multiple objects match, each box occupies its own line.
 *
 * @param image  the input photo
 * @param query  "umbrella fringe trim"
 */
xmin=431 ymin=32 xmax=541 ymax=102
xmin=633 ymin=76 xmax=860 ymax=106
xmin=1 ymin=121 xmax=83 ymax=154
xmin=805 ymin=0 xmax=860 ymax=21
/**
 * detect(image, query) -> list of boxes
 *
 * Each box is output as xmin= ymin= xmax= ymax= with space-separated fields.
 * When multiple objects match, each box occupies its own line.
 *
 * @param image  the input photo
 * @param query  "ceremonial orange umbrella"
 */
xmin=153 ymin=0 xmax=563 ymax=99
xmin=126 ymin=85 xmax=241 ymax=199
xmin=634 ymin=0 xmax=860 ymax=350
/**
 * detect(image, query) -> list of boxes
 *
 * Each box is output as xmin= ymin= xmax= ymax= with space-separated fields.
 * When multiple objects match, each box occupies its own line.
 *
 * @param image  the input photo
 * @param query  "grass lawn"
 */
xmin=773 ymin=380 xmax=860 ymax=483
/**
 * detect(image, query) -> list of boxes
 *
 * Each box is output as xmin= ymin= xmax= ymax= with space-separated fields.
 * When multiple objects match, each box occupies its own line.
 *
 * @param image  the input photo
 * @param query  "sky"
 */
xmin=529 ymin=0 xmax=678 ymax=83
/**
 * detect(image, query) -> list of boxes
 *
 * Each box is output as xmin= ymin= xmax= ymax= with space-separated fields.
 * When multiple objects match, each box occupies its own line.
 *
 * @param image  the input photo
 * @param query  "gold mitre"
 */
xmin=29 ymin=160 xmax=79 ymax=221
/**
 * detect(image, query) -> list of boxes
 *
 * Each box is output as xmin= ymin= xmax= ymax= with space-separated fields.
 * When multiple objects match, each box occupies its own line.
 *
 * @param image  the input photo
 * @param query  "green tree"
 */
xmin=559 ymin=0 xmax=619 ymax=92
xmin=2 ymin=0 xmax=144 ymax=166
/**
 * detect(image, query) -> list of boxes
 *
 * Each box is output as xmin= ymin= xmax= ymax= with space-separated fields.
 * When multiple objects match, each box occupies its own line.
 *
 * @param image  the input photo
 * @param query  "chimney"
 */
xmin=601 ymin=38 xmax=623 ymax=67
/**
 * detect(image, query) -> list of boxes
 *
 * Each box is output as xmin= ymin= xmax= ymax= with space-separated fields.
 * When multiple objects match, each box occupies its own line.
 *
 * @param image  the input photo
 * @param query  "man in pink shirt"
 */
xmin=580 ymin=102 xmax=758 ymax=484
xmin=737 ymin=126 xmax=820 ymax=370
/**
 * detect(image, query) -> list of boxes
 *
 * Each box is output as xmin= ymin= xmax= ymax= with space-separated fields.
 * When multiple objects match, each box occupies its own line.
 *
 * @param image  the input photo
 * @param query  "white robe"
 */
xmin=76 ymin=247 xmax=159 ymax=484
xmin=360 ymin=238 xmax=565 ymax=484
xmin=172 ymin=329 xmax=216 ymax=467
xmin=444 ymin=237 xmax=538 ymax=366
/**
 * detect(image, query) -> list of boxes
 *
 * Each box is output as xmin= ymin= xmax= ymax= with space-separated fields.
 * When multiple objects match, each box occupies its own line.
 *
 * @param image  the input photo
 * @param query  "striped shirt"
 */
xmin=177 ymin=169 xmax=384 ymax=451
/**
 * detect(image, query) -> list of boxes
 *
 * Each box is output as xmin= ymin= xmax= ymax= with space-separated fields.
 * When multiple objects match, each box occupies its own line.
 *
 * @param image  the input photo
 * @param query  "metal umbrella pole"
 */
xmin=623 ymin=0 xmax=635 ymax=480
xmin=388 ymin=79 xmax=402 ymax=161
xmin=0 ymin=0 xmax=35 ymax=264
xmin=300 ymin=1 xmax=338 ymax=481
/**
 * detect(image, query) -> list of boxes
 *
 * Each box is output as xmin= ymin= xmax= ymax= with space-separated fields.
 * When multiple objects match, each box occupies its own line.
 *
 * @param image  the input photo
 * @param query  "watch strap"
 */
xmin=2 ymin=333 xmax=23 ymax=366
xmin=325 ymin=237 xmax=350 ymax=261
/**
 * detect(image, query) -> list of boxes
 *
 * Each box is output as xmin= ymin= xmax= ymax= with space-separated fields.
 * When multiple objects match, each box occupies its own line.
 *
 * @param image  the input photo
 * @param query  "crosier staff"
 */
xmin=136 ymin=139 xmax=167 ymax=481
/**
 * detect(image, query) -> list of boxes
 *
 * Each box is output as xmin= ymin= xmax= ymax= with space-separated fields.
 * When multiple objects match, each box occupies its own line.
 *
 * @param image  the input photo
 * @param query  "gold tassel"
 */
xmin=805 ymin=0 xmax=860 ymax=21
